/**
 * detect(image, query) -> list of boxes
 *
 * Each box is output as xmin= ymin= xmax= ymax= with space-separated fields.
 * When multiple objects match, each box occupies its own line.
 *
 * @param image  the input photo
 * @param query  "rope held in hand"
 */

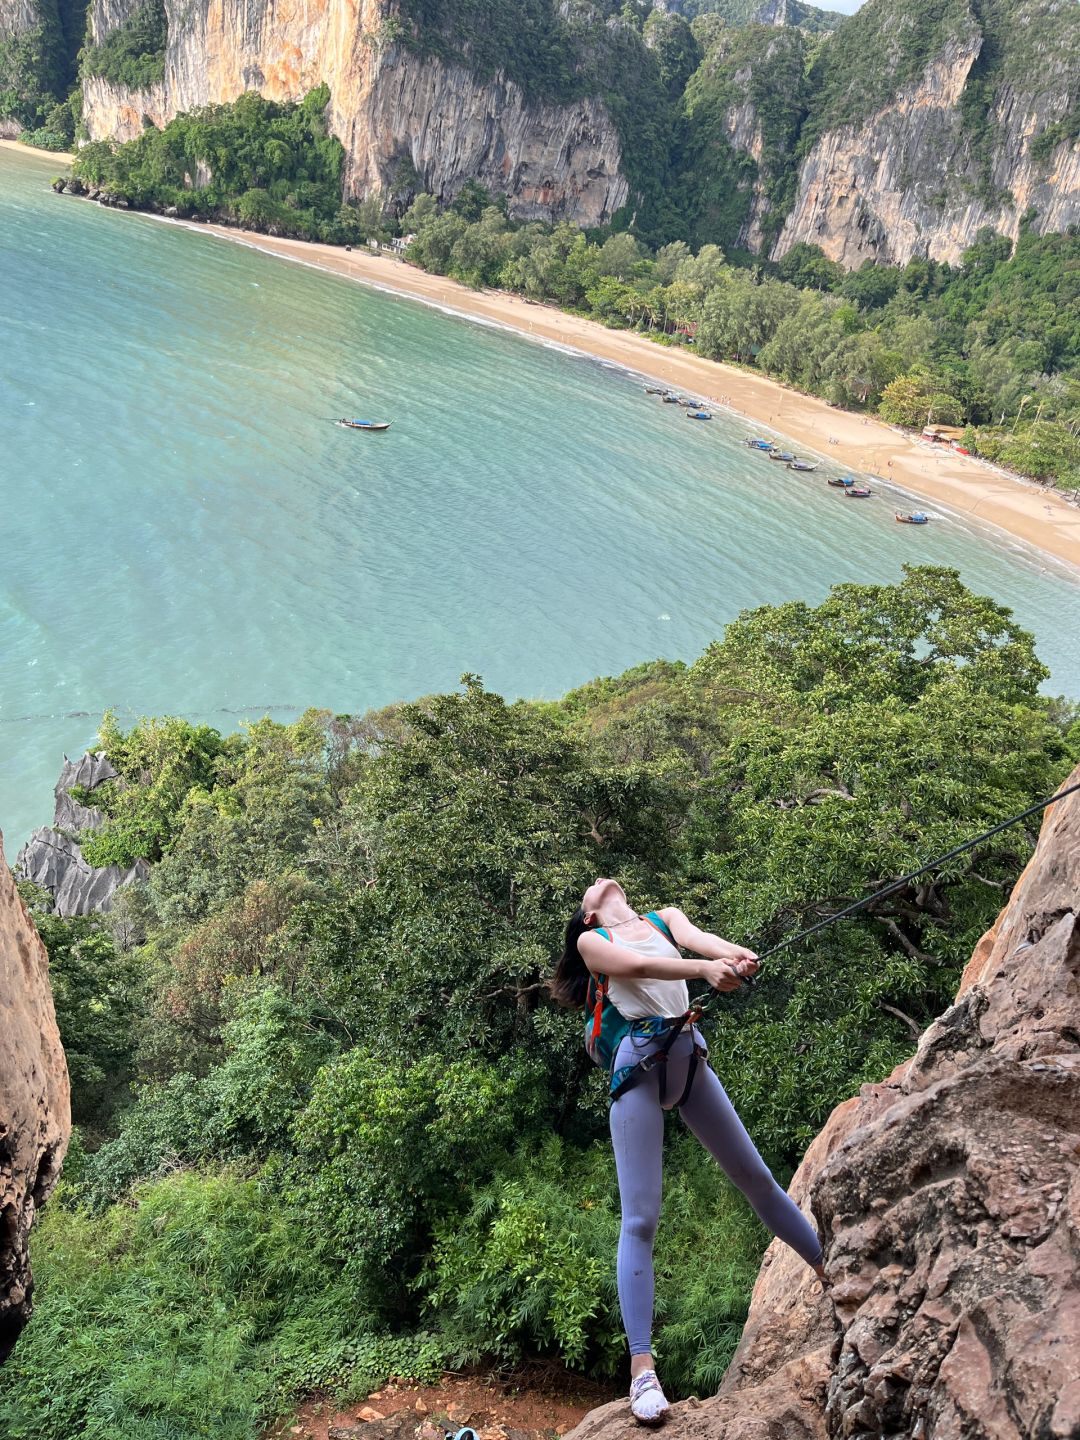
xmin=701 ymin=776 xmax=1080 ymax=1008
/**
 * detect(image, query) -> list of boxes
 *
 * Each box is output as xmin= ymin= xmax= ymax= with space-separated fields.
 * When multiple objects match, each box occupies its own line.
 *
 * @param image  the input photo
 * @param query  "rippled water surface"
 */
xmin=2 ymin=147 xmax=1079 ymax=847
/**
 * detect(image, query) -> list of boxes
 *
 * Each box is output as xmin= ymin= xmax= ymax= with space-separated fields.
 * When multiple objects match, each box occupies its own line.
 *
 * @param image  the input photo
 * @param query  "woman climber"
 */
xmin=550 ymin=877 xmax=826 ymax=1425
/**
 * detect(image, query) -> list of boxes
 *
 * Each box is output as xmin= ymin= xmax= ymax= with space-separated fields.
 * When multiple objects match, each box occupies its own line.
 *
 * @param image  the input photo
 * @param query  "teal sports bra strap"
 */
xmin=644 ymin=910 xmax=677 ymax=946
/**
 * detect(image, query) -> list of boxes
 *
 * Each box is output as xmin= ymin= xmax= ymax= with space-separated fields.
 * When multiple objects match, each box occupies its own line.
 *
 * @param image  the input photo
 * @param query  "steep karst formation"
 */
xmin=564 ymin=764 xmax=1080 ymax=1440
xmin=77 ymin=0 xmax=629 ymax=224
xmin=2 ymin=0 xmax=1079 ymax=263
xmin=769 ymin=0 xmax=1080 ymax=267
xmin=0 ymin=831 xmax=70 ymax=1362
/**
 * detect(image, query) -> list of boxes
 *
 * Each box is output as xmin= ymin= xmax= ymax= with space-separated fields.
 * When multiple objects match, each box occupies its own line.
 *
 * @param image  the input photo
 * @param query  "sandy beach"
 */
xmin=187 ymin=224 xmax=1080 ymax=575
xmin=0 ymin=137 xmax=74 ymax=163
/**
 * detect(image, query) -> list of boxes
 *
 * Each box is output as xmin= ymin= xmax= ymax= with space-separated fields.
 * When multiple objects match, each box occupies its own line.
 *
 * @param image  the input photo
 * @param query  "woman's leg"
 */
xmin=679 ymin=1063 xmax=823 ymax=1266
xmin=609 ymin=1067 xmax=665 ymax=1358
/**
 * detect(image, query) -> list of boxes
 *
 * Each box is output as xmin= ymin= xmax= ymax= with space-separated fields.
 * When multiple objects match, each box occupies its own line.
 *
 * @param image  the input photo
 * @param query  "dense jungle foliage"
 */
xmin=2 ymin=568 xmax=1078 ymax=1438
xmin=73 ymin=87 xmax=352 ymax=239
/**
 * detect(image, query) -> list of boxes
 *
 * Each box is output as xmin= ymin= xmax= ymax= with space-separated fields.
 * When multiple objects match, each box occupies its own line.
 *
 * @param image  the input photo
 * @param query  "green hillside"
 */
xmin=1 ymin=570 xmax=1075 ymax=1437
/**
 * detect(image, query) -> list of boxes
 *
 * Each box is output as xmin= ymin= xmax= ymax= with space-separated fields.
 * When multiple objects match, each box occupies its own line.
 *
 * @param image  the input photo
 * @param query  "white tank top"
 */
xmin=602 ymin=920 xmax=689 ymax=1020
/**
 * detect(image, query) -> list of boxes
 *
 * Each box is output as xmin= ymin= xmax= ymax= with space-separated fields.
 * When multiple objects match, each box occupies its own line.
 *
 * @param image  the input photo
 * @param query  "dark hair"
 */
xmin=549 ymin=907 xmax=596 ymax=1008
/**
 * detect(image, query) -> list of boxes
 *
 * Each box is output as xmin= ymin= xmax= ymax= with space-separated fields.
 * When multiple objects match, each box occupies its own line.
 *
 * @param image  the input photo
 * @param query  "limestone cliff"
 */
xmin=0 ymin=0 xmax=38 ymax=38
xmin=564 ymin=764 xmax=1080 ymax=1440
xmin=80 ymin=0 xmax=628 ymax=223
xmin=772 ymin=0 xmax=1080 ymax=267
xmin=0 ymin=830 xmax=70 ymax=1362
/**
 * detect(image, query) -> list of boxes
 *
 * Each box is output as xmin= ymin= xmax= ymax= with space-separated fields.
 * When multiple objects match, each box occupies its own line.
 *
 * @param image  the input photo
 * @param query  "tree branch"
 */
xmin=880 ymin=1001 xmax=921 ymax=1038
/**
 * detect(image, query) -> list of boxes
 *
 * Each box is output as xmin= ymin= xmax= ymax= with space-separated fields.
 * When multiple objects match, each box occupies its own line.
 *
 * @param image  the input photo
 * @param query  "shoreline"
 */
xmin=195 ymin=224 xmax=1080 ymax=575
xmin=0 ymin=137 xmax=74 ymax=163
xmin=5 ymin=135 xmax=1078 ymax=573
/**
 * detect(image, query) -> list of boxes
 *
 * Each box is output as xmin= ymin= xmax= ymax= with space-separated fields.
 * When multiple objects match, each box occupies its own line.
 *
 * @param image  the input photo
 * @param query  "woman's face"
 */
xmin=581 ymin=877 xmax=630 ymax=925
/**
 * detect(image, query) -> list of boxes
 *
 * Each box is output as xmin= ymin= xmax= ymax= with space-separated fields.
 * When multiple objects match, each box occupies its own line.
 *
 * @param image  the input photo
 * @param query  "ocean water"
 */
xmin=2 ymin=145 xmax=1079 ymax=850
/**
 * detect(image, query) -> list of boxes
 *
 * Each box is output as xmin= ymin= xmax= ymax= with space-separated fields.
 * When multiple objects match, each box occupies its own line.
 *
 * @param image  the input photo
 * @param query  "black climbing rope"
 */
xmin=704 ymin=775 xmax=1080 ymax=1004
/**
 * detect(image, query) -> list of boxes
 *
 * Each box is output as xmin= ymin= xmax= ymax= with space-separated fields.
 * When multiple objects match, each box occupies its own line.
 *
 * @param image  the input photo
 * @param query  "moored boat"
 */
xmin=895 ymin=511 xmax=929 ymax=524
xmin=337 ymin=418 xmax=392 ymax=431
xmin=644 ymin=385 xmax=666 ymax=395
xmin=827 ymin=476 xmax=855 ymax=487
xmin=687 ymin=410 xmax=712 ymax=420
xmin=662 ymin=394 xmax=683 ymax=404
xmin=745 ymin=438 xmax=774 ymax=450
xmin=768 ymin=450 xmax=796 ymax=462
xmin=788 ymin=460 xmax=818 ymax=471
xmin=845 ymin=486 xmax=873 ymax=498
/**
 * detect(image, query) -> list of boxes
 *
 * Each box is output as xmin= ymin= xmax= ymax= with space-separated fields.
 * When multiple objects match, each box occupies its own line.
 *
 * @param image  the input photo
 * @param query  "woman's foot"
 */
xmin=629 ymin=1370 xmax=670 ymax=1425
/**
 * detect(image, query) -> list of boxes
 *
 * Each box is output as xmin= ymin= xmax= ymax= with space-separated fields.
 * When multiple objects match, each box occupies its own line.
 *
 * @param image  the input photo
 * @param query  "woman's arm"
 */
xmin=657 ymin=907 xmax=759 ymax=973
xmin=578 ymin=930 xmax=745 ymax=993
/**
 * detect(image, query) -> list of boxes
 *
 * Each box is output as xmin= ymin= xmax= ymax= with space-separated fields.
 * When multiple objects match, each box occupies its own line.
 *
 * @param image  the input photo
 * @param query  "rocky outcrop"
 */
xmin=0 ymin=0 xmax=38 ymax=39
xmin=773 ymin=37 xmax=1080 ymax=267
xmin=81 ymin=74 xmax=168 ymax=142
xmin=80 ymin=0 xmax=628 ymax=225
xmin=565 ymin=765 xmax=1080 ymax=1440
xmin=14 ymin=753 xmax=150 ymax=916
xmin=0 ymin=830 xmax=70 ymax=1362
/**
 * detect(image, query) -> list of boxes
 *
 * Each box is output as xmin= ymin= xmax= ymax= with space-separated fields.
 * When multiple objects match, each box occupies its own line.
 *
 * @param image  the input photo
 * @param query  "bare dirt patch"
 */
xmin=269 ymin=1365 xmax=620 ymax=1440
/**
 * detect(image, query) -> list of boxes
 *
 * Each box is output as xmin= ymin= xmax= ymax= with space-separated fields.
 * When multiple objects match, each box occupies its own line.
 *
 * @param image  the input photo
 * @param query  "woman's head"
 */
xmin=549 ymin=905 xmax=597 ymax=1009
xmin=550 ymin=879 xmax=636 ymax=1009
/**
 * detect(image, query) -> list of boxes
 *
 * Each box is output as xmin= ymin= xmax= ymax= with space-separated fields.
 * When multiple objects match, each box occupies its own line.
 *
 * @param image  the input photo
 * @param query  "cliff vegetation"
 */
xmin=79 ymin=0 xmax=164 ymax=91
xmin=0 ymin=569 xmax=1077 ymax=1438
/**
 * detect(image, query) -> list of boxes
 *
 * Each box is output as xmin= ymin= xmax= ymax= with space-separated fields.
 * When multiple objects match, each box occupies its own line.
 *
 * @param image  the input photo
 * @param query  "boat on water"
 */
xmin=677 ymin=397 xmax=703 ymax=408
xmin=768 ymin=450 xmax=796 ymax=462
xmin=687 ymin=410 xmax=712 ymax=420
xmin=745 ymin=438 xmax=774 ymax=450
xmin=896 ymin=511 xmax=929 ymax=524
xmin=644 ymin=386 xmax=666 ymax=395
xmin=337 ymin=419 xmax=392 ymax=431
xmin=827 ymin=476 xmax=856 ymax=487
xmin=662 ymin=394 xmax=683 ymax=404
xmin=788 ymin=460 xmax=818 ymax=471
xmin=846 ymin=486 xmax=873 ymax=498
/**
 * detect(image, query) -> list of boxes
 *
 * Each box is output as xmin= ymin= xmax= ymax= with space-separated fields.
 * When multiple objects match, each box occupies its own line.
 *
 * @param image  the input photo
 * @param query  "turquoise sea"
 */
xmin=3 ymin=145 xmax=1079 ymax=850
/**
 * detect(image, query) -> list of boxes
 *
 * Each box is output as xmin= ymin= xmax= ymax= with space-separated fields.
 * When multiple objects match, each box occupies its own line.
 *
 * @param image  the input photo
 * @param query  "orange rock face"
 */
xmin=565 ymin=766 xmax=1080 ymax=1440
xmin=0 ymin=831 xmax=70 ymax=1361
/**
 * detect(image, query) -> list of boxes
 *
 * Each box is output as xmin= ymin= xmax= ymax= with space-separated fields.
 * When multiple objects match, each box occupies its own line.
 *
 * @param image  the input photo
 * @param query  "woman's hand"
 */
xmin=698 ymin=958 xmax=750 ymax=993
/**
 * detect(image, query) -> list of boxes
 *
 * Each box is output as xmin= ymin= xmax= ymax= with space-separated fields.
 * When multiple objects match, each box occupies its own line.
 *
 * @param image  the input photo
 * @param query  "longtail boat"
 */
xmin=788 ymin=460 xmax=818 ymax=471
xmin=337 ymin=419 xmax=392 ymax=431
xmin=896 ymin=511 xmax=929 ymax=524
xmin=845 ymin=486 xmax=873 ymax=498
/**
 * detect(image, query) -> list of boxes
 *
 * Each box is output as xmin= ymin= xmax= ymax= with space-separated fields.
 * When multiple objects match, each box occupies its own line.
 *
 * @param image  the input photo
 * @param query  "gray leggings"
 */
xmin=609 ymin=1028 xmax=823 ymax=1356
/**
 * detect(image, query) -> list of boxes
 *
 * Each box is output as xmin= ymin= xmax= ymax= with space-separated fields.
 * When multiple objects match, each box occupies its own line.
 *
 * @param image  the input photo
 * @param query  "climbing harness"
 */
xmin=592 ymin=776 xmax=1080 ymax=1102
xmin=588 ymin=911 xmax=706 ymax=1106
